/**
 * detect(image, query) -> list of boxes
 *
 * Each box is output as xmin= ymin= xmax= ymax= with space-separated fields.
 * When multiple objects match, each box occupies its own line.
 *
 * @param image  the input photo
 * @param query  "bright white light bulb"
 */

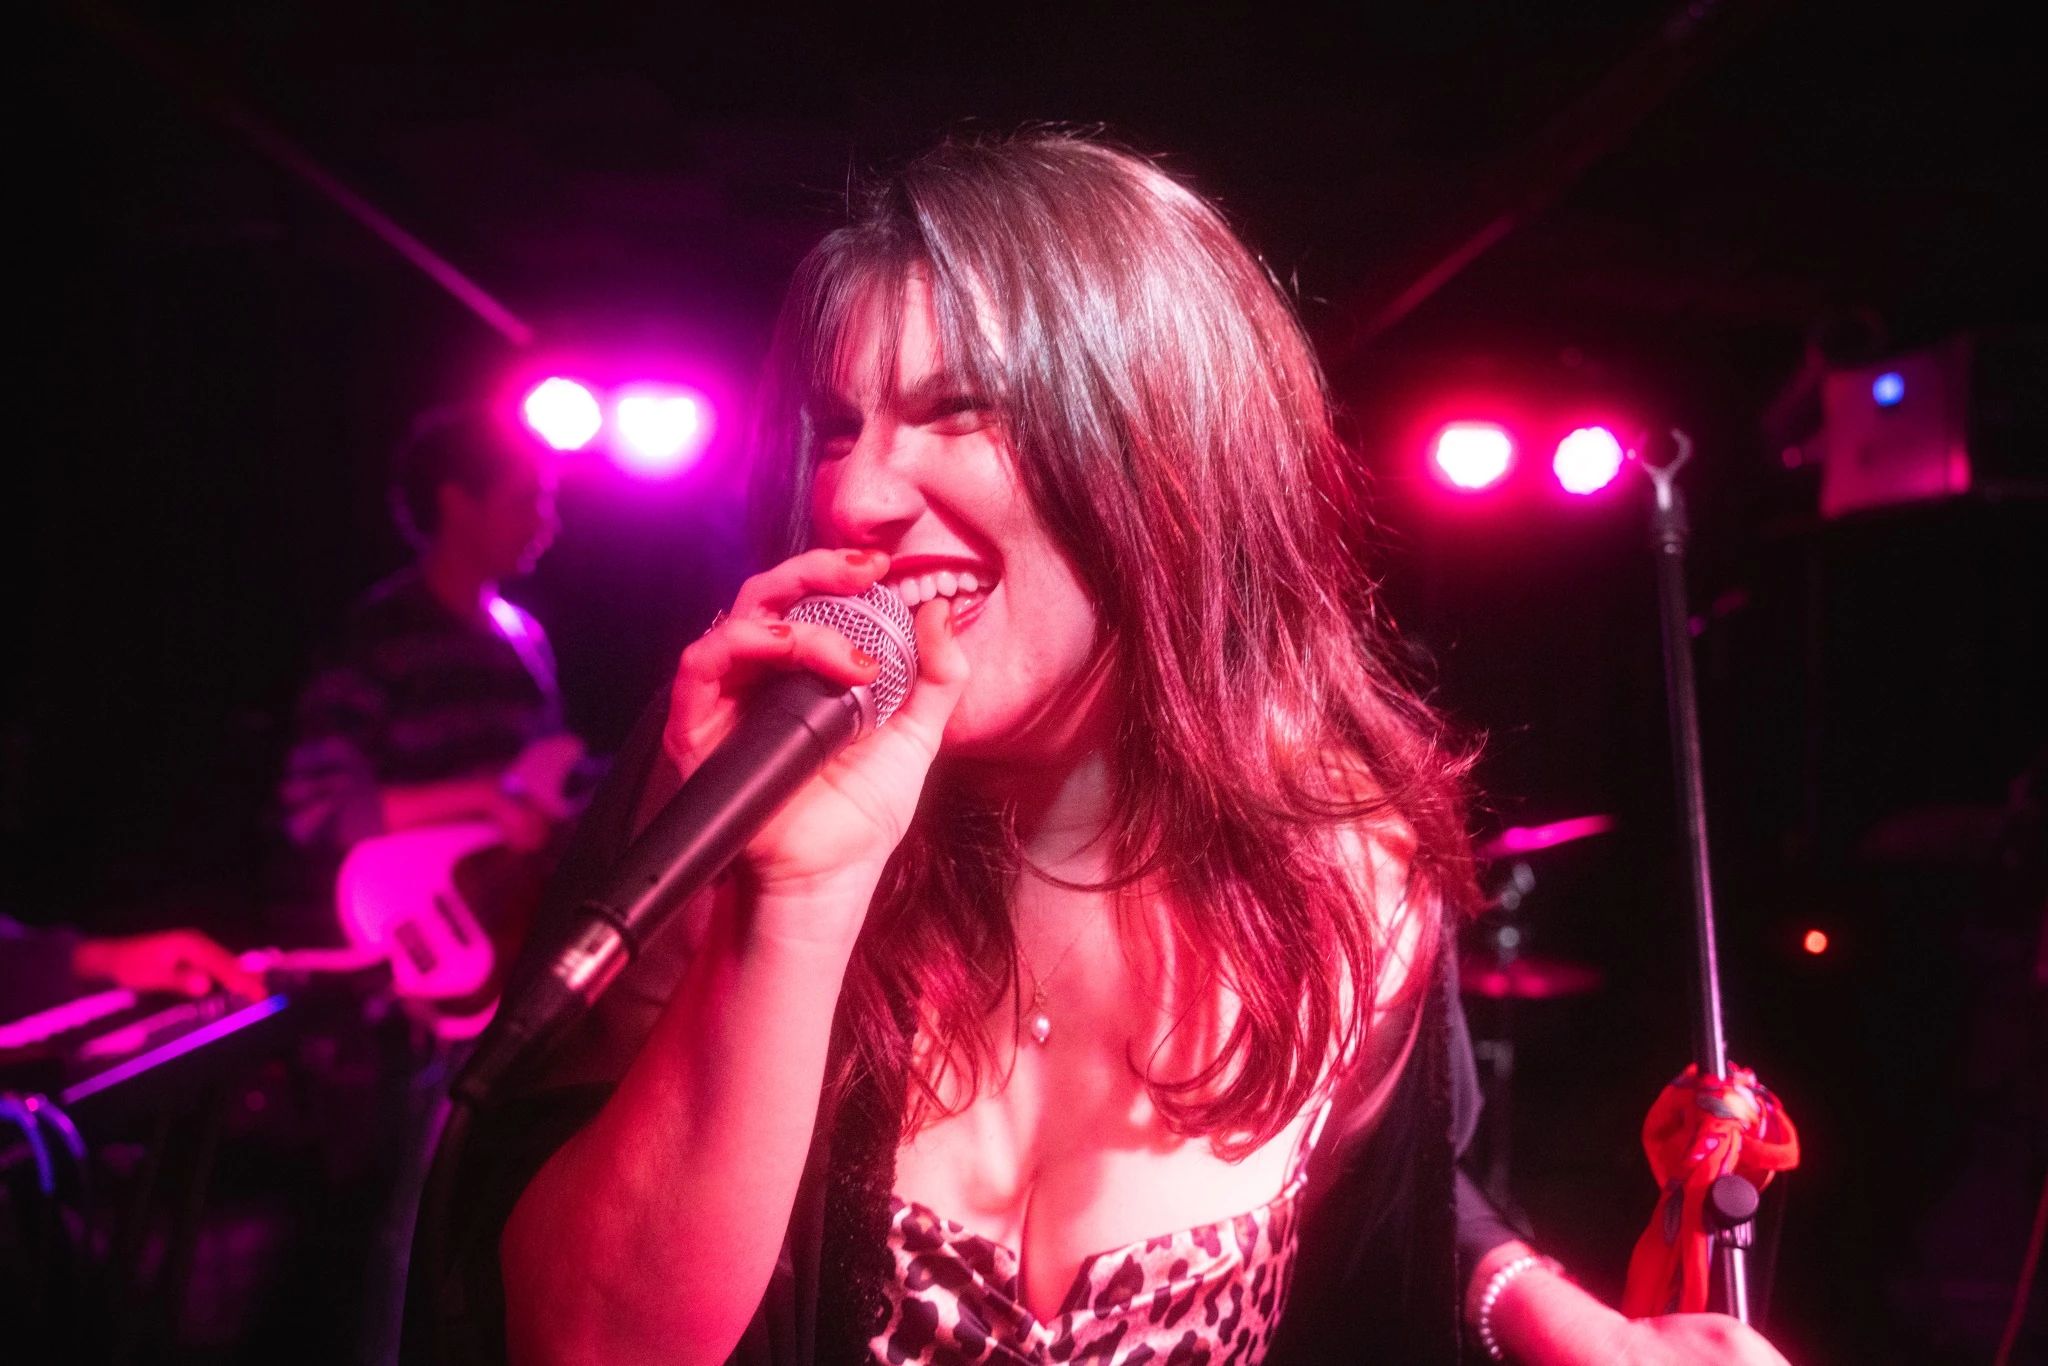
xmin=522 ymin=377 xmax=603 ymax=451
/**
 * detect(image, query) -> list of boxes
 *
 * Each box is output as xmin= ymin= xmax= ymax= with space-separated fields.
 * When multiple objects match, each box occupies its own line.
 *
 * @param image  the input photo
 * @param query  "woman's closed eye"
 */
xmin=919 ymin=394 xmax=995 ymax=437
xmin=813 ymin=413 xmax=864 ymax=459
xmin=810 ymin=392 xmax=994 ymax=456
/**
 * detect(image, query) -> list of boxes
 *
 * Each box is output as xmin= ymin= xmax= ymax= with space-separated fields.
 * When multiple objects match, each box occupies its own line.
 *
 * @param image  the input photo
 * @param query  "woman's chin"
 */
xmin=936 ymin=704 xmax=1010 ymax=759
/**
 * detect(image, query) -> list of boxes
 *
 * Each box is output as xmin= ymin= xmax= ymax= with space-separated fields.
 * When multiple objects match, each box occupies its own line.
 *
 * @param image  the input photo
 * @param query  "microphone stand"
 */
xmin=1638 ymin=430 xmax=1757 ymax=1322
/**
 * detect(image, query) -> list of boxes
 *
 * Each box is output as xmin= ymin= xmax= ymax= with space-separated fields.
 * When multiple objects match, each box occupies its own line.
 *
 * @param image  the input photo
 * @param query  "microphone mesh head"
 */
xmin=785 ymin=582 xmax=917 ymax=725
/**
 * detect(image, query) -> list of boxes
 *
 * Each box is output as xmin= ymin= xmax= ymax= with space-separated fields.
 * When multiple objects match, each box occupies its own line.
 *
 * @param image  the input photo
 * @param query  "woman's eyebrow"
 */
xmin=806 ymin=388 xmax=862 ymax=418
xmin=894 ymin=370 xmax=983 ymax=408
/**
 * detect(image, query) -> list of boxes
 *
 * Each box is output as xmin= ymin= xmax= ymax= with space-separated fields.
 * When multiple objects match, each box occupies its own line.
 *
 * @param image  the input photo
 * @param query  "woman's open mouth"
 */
xmin=890 ymin=566 xmax=995 ymax=629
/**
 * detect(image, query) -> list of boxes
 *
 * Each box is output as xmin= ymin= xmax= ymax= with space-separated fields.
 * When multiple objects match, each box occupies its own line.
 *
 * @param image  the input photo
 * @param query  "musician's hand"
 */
xmin=663 ymin=548 xmax=968 ymax=949
xmin=486 ymin=787 xmax=554 ymax=853
xmin=72 ymin=930 xmax=266 ymax=1000
xmin=1598 ymin=1313 xmax=1792 ymax=1365
xmin=502 ymin=734 xmax=588 ymax=822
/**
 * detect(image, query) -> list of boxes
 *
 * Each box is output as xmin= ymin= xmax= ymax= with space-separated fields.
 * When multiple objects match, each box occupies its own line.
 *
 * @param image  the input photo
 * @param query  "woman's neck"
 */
xmin=1002 ymin=747 xmax=1119 ymax=884
xmin=956 ymin=647 xmax=1128 ymax=884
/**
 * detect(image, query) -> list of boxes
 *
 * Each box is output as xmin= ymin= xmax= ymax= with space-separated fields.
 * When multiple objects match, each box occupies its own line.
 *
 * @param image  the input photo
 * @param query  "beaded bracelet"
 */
xmin=1475 ymin=1252 xmax=1566 ymax=1361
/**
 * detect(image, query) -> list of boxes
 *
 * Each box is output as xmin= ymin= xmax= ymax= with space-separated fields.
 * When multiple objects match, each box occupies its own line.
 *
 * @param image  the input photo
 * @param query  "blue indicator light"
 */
xmin=1872 ymin=372 xmax=1905 ymax=407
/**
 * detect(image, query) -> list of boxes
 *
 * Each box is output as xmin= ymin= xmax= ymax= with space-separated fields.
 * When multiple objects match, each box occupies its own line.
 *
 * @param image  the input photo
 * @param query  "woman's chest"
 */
xmin=890 ymin=1021 xmax=1318 ymax=1324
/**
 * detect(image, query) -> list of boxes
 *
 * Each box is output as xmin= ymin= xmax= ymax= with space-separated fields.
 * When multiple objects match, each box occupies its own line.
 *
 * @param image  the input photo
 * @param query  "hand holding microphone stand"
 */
xmin=1621 ymin=431 xmax=1800 ymax=1324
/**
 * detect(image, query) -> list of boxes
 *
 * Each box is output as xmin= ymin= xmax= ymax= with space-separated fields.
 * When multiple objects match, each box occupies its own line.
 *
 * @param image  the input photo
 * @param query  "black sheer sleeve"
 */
xmin=1270 ymin=948 xmax=1463 ymax=1365
xmin=1268 ymin=943 xmax=1532 ymax=1365
xmin=1445 ymin=963 xmax=1532 ymax=1286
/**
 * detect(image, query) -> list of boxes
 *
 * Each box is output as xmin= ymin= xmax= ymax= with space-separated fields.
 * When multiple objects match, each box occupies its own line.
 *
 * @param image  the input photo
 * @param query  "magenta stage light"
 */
xmin=1431 ymin=423 xmax=1514 ymax=491
xmin=1485 ymin=814 xmax=1616 ymax=856
xmin=614 ymin=387 xmax=710 ymax=476
xmin=1553 ymin=426 xmax=1626 ymax=494
xmin=522 ymin=378 xmax=603 ymax=451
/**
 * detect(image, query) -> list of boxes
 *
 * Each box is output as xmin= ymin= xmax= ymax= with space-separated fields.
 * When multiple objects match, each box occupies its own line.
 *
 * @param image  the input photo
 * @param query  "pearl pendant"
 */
xmin=1028 ymin=1012 xmax=1052 ymax=1045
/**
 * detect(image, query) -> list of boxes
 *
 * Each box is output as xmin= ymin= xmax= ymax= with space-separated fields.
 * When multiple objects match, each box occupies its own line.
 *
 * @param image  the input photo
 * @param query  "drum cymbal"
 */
xmin=1460 ymin=953 xmax=1604 ymax=1000
xmin=1476 ymin=814 xmax=1616 ymax=861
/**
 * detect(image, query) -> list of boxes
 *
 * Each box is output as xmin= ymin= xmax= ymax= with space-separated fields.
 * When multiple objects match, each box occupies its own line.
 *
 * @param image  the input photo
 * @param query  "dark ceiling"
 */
xmin=19 ymin=0 xmax=2044 ymax=922
xmin=45 ymin=0 xmax=2045 ymax=413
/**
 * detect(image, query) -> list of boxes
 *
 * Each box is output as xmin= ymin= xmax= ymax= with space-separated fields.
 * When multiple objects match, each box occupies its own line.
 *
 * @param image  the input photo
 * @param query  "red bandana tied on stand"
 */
xmin=1622 ymin=1063 xmax=1800 ymax=1317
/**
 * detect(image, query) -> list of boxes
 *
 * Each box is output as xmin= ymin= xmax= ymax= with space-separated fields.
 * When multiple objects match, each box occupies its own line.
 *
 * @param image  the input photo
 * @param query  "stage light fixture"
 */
xmin=522 ymin=377 xmax=602 ymax=451
xmin=1802 ymin=929 xmax=1829 ymax=955
xmin=614 ymin=387 xmax=710 ymax=476
xmin=1431 ymin=422 xmax=1514 ymax=491
xmin=1553 ymin=426 xmax=1626 ymax=495
xmin=1871 ymin=371 xmax=1905 ymax=407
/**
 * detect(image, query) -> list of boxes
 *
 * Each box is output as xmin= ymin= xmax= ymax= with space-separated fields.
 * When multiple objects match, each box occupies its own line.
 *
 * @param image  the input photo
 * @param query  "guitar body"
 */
xmin=332 ymin=738 xmax=596 ymax=1040
xmin=335 ymin=822 xmax=521 ymax=1039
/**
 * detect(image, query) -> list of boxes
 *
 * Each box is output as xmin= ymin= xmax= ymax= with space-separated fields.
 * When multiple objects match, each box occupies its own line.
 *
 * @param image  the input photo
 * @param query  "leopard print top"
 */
xmin=869 ymin=1108 xmax=1329 ymax=1365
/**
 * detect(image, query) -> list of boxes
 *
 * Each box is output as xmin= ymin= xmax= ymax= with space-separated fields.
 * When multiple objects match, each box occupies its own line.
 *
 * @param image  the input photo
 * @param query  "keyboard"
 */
xmin=2 ymin=987 xmax=292 ymax=1120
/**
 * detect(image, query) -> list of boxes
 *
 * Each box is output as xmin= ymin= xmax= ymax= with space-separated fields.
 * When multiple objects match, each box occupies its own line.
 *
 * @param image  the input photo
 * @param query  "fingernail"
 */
xmin=850 ymin=647 xmax=876 ymax=671
xmin=765 ymin=623 xmax=791 ymax=638
xmin=844 ymin=549 xmax=874 ymax=566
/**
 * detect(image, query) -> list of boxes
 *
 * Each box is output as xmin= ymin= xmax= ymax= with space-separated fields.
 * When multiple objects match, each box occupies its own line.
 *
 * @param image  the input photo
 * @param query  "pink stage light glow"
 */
xmin=614 ymin=388 xmax=710 ymax=476
xmin=1431 ymin=422 xmax=1514 ymax=490
xmin=522 ymin=378 xmax=603 ymax=451
xmin=1484 ymin=813 xmax=1617 ymax=856
xmin=1553 ymin=426 xmax=1626 ymax=494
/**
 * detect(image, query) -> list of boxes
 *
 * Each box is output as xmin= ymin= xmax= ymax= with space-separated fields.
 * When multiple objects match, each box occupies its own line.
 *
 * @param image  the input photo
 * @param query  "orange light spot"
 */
xmin=1803 ymin=929 xmax=1829 ymax=955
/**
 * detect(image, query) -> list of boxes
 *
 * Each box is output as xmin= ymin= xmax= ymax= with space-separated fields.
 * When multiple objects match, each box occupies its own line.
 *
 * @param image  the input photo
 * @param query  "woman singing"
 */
xmin=467 ymin=135 xmax=1788 ymax=1365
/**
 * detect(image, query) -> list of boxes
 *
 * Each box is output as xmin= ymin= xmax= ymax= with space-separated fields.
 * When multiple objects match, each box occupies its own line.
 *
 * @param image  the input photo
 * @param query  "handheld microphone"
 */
xmin=453 ymin=583 xmax=916 ymax=1104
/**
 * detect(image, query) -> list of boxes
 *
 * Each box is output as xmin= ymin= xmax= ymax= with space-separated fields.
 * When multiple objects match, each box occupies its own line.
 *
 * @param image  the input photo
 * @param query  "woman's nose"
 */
xmin=812 ymin=423 xmax=923 ymax=548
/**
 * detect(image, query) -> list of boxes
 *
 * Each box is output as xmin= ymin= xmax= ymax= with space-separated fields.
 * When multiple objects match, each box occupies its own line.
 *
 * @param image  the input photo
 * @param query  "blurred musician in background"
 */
xmin=280 ymin=404 xmax=597 ymax=993
xmin=278 ymin=403 xmax=588 ymax=1363
xmin=282 ymin=405 xmax=574 ymax=880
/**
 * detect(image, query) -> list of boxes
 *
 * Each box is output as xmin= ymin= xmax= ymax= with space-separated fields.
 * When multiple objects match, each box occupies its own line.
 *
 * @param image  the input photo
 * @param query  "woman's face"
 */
xmin=807 ymin=275 xmax=1109 ymax=760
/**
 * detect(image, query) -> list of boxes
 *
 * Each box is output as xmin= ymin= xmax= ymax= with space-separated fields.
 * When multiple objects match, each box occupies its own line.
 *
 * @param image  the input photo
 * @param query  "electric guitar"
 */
xmin=332 ymin=735 xmax=596 ymax=1039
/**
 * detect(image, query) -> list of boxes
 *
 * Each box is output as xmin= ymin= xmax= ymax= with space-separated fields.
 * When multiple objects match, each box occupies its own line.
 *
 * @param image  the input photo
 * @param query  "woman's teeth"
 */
xmin=895 ymin=570 xmax=987 ymax=607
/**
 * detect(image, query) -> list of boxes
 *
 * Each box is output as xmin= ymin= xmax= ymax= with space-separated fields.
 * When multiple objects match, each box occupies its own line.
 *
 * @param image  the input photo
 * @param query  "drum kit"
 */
xmin=1462 ymin=812 xmax=1611 ymax=1000
xmin=1460 ymin=812 xmax=1612 ymax=1211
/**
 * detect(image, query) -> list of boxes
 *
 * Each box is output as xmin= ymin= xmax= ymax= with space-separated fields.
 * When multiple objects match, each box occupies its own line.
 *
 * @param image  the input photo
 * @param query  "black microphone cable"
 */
xmin=403 ymin=583 xmax=916 ymax=1365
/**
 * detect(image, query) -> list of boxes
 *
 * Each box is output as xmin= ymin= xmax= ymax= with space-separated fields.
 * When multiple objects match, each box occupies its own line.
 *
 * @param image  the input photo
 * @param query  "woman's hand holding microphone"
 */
xmin=660 ymin=547 xmax=969 ymax=956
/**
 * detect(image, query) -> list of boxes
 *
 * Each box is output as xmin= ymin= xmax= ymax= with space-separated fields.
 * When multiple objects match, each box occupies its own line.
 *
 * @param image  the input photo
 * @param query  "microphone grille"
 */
xmin=785 ymin=582 xmax=918 ymax=726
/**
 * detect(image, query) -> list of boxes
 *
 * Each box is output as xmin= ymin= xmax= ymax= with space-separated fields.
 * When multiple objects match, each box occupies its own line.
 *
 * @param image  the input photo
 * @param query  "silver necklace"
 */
xmin=1019 ymin=924 xmax=1089 ymax=1046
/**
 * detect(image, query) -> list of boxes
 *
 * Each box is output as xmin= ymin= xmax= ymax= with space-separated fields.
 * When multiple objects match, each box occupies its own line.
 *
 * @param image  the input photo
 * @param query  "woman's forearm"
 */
xmin=501 ymin=891 xmax=861 ymax=1366
xmin=1466 ymin=1240 xmax=1626 ymax=1363
xmin=1465 ymin=1239 xmax=1793 ymax=1365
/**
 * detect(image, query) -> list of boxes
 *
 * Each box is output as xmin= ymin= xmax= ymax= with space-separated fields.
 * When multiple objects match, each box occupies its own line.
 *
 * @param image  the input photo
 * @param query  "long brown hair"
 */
xmin=750 ymin=133 xmax=1477 ymax=1154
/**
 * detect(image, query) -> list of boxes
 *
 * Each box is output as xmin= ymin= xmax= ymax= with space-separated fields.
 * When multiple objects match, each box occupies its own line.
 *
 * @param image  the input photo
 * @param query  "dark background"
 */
xmin=15 ymin=2 xmax=2046 ymax=1361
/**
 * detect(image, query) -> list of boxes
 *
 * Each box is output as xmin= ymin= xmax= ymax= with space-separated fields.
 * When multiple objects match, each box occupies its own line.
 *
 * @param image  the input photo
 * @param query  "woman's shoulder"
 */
xmin=1302 ymin=758 xmax=1443 ymax=1126
xmin=1313 ymin=768 xmax=1432 ymax=1010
